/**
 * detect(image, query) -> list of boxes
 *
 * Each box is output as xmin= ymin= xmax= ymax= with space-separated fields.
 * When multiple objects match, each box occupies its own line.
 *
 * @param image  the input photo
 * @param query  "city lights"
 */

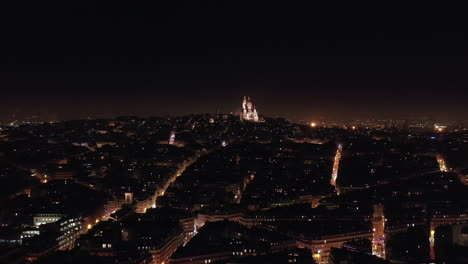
xmin=437 ymin=155 xmax=448 ymax=172
xmin=2 ymin=3 xmax=467 ymax=264
xmin=2 ymin=105 xmax=467 ymax=264
xmin=435 ymin=124 xmax=446 ymax=132
xmin=331 ymin=144 xmax=343 ymax=194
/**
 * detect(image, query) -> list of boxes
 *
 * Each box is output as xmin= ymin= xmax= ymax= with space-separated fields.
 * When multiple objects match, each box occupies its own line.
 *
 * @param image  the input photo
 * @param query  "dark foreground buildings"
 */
xmin=1 ymin=114 xmax=468 ymax=263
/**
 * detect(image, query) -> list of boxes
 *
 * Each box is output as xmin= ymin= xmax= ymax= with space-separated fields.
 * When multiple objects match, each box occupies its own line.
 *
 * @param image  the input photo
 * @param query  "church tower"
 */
xmin=240 ymin=96 xmax=260 ymax=122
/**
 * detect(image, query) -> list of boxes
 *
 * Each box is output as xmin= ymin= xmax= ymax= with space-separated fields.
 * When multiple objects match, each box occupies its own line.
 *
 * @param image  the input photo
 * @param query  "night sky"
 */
xmin=1 ymin=2 xmax=467 ymax=120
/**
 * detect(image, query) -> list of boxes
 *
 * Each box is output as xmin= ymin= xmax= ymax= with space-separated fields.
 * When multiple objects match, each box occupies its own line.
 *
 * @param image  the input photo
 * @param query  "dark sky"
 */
xmin=1 ymin=2 xmax=467 ymax=121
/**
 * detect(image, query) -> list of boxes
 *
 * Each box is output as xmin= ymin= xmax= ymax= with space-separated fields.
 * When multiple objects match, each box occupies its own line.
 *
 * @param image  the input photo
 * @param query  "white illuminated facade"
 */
xmin=33 ymin=213 xmax=63 ymax=226
xmin=240 ymin=96 xmax=259 ymax=122
xmin=169 ymin=131 xmax=176 ymax=145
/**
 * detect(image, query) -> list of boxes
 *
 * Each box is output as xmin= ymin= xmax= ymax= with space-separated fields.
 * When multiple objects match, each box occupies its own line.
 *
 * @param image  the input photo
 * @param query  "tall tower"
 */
xmin=372 ymin=204 xmax=386 ymax=259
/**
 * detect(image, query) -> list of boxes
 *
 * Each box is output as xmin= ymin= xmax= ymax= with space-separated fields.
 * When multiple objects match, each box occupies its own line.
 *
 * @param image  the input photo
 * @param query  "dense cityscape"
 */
xmin=2 ymin=2 xmax=468 ymax=264
xmin=0 ymin=97 xmax=467 ymax=264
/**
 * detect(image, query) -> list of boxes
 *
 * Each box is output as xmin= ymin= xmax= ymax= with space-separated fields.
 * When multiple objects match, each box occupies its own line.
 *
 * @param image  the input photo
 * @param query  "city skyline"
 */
xmin=2 ymin=94 xmax=467 ymax=123
xmin=2 ymin=3 xmax=468 ymax=264
xmin=1 ymin=112 xmax=467 ymax=264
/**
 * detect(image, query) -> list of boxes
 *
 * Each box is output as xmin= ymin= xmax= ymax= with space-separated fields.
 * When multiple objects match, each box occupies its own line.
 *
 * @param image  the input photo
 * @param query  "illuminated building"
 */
xmin=125 ymin=192 xmax=134 ymax=203
xmin=298 ymin=230 xmax=373 ymax=264
xmin=33 ymin=213 xmax=63 ymax=226
xmin=240 ymin=96 xmax=259 ymax=122
xmin=429 ymin=213 xmax=468 ymax=261
xmin=103 ymin=192 xmax=134 ymax=219
xmin=57 ymin=216 xmax=83 ymax=250
xmin=169 ymin=131 xmax=176 ymax=145
xmin=436 ymin=154 xmax=448 ymax=172
xmin=165 ymin=130 xmax=186 ymax=147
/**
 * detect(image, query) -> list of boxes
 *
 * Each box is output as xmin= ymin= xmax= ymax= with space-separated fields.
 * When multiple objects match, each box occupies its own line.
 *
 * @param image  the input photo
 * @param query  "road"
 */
xmin=330 ymin=144 xmax=343 ymax=194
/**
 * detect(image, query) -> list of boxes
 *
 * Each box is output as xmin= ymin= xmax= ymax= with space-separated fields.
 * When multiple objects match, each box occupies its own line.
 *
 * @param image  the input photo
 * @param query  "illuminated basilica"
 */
xmin=240 ymin=96 xmax=259 ymax=122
